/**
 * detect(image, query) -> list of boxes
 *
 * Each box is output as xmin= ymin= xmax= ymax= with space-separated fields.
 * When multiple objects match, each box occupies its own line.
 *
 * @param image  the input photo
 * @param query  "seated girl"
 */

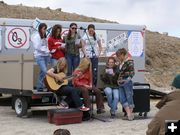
xmin=46 ymin=57 xmax=89 ymax=111
xmin=72 ymin=58 xmax=105 ymax=114
xmin=100 ymin=57 xmax=119 ymax=118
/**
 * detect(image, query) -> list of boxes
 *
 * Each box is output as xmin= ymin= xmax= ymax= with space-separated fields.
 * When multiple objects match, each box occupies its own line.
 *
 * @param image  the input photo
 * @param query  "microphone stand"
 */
xmin=82 ymin=29 xmax=107 ymax=122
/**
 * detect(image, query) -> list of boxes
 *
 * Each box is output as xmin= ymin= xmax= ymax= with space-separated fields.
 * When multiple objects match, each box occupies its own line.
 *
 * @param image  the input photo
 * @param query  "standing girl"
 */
xmin=48 ymin=24 xmax=65 ymax=66
xmin=116 ymin=48 xmax=135 ymax=121
xmin=32 ymin=23 xmax=50 ymax=92
xmin=82 ymin=24 xmax=102 ymax=87
xmin=64 ymin=23 xmax=82 ymax=76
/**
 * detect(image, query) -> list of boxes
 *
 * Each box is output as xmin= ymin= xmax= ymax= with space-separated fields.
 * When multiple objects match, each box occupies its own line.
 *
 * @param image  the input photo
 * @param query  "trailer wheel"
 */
xmin=139 ymin=112 xmax=143 ymax=116
xmin=143 ymin=112 xmax=148 ymax=118
xmin=14 ymin=97 xmax=28 ymax=117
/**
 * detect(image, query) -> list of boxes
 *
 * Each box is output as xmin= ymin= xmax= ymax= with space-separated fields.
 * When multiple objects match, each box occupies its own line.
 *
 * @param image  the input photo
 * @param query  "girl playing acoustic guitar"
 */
xmin=46 ymin=57 xmax=89 ymax=111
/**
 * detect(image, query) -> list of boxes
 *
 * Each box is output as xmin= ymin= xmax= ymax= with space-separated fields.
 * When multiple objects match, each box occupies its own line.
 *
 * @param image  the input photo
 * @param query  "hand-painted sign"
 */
xmin=106 ymin=32 xmax=128 ymax=56
xmin=96 ymin=30 xmax=107 ymax=57
xmin=5 ymin=26 xmax=30 ymax=49
xmin=128 ymin=31 xmax=144 ymax=57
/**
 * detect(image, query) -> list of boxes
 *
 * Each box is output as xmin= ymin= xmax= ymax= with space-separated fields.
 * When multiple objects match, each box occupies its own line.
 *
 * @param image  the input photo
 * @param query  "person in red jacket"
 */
xmin=48 ymin=24 xmax=65 ymax=66
xmin=72 ymin=58 xmax=105 ymax=114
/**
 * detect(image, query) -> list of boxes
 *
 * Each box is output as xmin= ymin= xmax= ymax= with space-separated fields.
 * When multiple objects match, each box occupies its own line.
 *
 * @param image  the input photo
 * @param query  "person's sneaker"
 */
xmin=110 ymin=113 xmax=116 ymax=119
xmin=37 ymin=88 xmax=43 ymax=92
xmin=79 ymin=105 xmax=90 ymax=111
xmin=59 ymin=100 xmax=69 ymax=109
xmin=97 ymin=109 xmax=106 ymax=114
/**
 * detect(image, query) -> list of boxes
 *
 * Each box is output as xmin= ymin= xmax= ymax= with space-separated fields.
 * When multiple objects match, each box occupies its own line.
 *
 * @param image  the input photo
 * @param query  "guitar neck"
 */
xmin=63 ymin=74 xmax=77 ymax=81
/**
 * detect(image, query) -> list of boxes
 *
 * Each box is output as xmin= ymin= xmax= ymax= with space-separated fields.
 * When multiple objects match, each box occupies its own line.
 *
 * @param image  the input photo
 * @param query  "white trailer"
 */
xmin=0 ymin=18 xmax=147 ymax=117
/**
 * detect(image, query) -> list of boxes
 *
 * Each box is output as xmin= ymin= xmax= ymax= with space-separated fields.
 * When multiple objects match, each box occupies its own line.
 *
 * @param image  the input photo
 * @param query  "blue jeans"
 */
xmin=50 ymin=58 xmax=57 ymax=67
xmin=119 ymin=80 xmax=134 ymax=109
xmin=56 ymin=85 xmax=82 ymax=108
xmin=66 ymin=54 xmax=80 ymax=76
xmin=36 ymin=56 xmax=50 ymax=91
xmin=104 ymin=87 xmax=119 ymax=114
xmin=90 ymin=57 xmax=98 ymax=86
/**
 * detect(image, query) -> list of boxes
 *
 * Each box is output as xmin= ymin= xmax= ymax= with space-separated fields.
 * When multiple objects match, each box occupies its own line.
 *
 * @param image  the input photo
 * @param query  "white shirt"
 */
xmin=82 ymin=34 xmax=101 ymax=58
xmin=31 ymin=32 xmax=49 ymax=58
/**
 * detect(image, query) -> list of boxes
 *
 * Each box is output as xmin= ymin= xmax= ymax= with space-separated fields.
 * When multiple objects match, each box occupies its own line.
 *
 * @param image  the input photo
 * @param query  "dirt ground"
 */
xmin=0 ymin=96 xmax=159 ymax=135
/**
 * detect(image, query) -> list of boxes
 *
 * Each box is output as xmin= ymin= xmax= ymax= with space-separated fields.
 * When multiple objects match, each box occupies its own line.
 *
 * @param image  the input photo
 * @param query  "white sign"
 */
xmin=96 ymin=30 xmax=107 ymax=57
xmin=128 ymin=31 xmax=143 ymax=57
xmin=5 ymin=26 xmax=30 ymax=49
xmin=32 ymin=17 xmax=41 ymax=31
xmin=61 ymin=28 xmax=69 ymax=39
xmin=32 ymin=18 xmax=52 ymax=37
xmin=0 ymin=26 xmax=2 ymax=51
xmin=106 ymin=32 xmax=127 ymax=56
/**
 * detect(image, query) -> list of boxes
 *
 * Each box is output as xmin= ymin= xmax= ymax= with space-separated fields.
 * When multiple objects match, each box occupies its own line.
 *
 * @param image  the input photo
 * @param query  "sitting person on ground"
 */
xmin=100 ymin=57 xmax=119 ymax=118
xmin=46 ymin=57 xmax=89 ymax=111
xmin=72 ymin=57 xmax=105 ymax=114
xmin=53 ymin=129 xmax=71 ymax=135
xmin=146 ymin=74 xmax=180 ymax=135
xmin=116 ymin=48 xmax=135 ymax=121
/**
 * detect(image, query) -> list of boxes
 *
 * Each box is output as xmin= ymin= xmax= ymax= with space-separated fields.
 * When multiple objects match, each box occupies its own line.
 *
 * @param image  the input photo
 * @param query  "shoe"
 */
xmin=110 ymin=113 xmax=116 ymax=119
xmin=97 ymin=109 xmax=105 ymax=114
xmin=59 ymin=100 xmax=69 ymax=109
xmin=37 ymin=88 xmax=43 ymax=92
xmin=128 ymin=114 xmax=134 ymax=121
xmin=79 ymin=105 xmax=90 ymax=111
xmin=122 ymin=115 xmax=134 ymax=121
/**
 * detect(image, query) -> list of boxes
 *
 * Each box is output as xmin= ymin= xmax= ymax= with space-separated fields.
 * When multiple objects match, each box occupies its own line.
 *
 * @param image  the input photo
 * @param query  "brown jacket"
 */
xmin=146 ymin=91 xmax=180 ymax=135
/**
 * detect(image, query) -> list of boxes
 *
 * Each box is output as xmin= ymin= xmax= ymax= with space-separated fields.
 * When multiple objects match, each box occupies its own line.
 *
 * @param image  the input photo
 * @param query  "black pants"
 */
xmin=90 ymin=57 xmax=98 ymax=87
xmin=56 ymin=85 xmax=82 ymax=108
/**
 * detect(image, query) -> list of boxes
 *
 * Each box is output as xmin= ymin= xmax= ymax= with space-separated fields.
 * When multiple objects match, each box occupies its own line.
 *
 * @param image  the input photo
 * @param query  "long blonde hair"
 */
xmin=77 ymin=58 xmax=91 ymax=72
xmin=56 ymin=57 xmax=67 ymax=73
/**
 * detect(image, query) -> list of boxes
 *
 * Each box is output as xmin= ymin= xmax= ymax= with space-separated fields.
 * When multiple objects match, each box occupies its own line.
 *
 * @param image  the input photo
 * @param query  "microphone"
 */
xmin=79 ymin=27 xmax=86 ymax=30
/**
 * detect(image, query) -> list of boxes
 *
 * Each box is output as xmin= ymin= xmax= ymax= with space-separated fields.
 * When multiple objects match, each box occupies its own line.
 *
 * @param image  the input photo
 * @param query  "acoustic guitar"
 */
xmin=44 ymin=72 xmax=77 ymax=92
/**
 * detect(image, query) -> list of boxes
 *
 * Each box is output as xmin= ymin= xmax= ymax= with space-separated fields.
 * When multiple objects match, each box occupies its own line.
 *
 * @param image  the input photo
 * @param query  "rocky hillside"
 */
xmin=145 ymin=31 xmax=180 ymax=89
xmin=0 ymin=1 xmax=115 ymax=23
xmin=0 ymin=1 xmax=179 ymax=89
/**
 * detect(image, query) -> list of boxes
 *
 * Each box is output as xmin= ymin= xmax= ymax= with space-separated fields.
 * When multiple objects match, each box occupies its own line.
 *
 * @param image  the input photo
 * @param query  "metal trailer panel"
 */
xmin=0 ymin=54 xmax=34 ymax=90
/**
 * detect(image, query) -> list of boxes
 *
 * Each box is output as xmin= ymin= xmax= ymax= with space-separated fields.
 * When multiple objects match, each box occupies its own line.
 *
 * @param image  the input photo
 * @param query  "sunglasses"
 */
xmin=71 ymin=27 xmax=77 ymax=30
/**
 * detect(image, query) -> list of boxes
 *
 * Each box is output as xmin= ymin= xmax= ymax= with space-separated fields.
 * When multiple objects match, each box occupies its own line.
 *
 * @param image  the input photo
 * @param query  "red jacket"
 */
xmin=48 ymin=36 xmax=65 ymax=60
xmin=73 ymin=69 xmax=92 ymax=87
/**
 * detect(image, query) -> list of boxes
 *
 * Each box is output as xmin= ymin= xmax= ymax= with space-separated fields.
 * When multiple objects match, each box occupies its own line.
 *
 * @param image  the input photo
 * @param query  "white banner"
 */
xmin=5 ymin=26 xmax=30 ymax=49
xmin=0 ymin=26 xmax=2 ymax=51
xmin=106 ymin=32 xmax=127 ymax=56
xmin=128 ymin=31 xmax=143 ymax=57
xmin=32 ymin=18 xmax=52 ymax=37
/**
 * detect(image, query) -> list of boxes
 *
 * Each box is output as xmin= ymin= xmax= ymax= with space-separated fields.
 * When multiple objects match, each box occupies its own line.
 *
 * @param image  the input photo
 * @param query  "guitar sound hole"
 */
xmin=57 ymin=81 xmax=64 ymax=85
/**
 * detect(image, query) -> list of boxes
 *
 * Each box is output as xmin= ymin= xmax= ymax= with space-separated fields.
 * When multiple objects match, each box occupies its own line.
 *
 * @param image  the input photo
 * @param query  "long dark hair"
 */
xmin=88 ymin=24 xmax=96 ymax=40
xmin=67 ymin=23 xmax=77 ymax=40
xmin=38 ymin=23 xmax=47 ymax=39
xmin=51 ymin=24 xmax=62 ymax=39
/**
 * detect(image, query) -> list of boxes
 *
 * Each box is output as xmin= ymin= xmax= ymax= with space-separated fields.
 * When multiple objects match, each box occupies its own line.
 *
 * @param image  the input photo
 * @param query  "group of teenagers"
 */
xmin=31 ymin=22 xmax=135 ymax=120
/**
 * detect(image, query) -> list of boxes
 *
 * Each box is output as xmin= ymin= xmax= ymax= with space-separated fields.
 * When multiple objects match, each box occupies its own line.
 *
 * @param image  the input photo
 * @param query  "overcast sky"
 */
xmin=3 ymin=0 xmax=180 ymax=37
